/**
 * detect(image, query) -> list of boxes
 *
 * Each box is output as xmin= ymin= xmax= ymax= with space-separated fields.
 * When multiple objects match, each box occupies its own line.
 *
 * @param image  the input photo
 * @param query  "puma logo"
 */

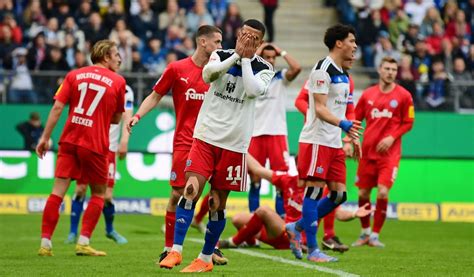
xmin=180 ymin=77 xmax=189 ymax=84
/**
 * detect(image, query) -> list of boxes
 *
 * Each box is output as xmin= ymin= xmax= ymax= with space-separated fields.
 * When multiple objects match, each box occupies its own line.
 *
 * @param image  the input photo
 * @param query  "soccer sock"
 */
xmin=275 ymin=188 xmax=285 ymax=218
xmin=102 ymin=200 xmax=115 ymax=234
xmin=69 ymin=194 xmax=85 ymax=235
xmin=358 ymin=198 xmax=371 ymax=229
xmin=302 ymin=187 xmax=321 ymax=254
xmin=202 ymin=210 xmax=226 ymax=257
xmin=372 ymin=198 xmax=388 ymax=234
xmin=79 ymin=195 xmax=104 ymax=240
xmin=41 ymin=194 xmax=63 ymax=240
xmin=295 ymin=218 xmax=304 ymax=231
xmin=323 ymin=209 xmax=336 ymax=240
xmin=172 ymin=197 xmax=196 ymax=253
xmin=165 ymin=211 xmax=176 ymax=249
xmin=232 ymin=213 xmax=263 ymax=246
xmin=194 ymin=194 xmax=210 ymax=224
xmin=317 ymin=191 xmax=347 ymax=219
xmin=248 ymin=181 xmax=261 ymax=212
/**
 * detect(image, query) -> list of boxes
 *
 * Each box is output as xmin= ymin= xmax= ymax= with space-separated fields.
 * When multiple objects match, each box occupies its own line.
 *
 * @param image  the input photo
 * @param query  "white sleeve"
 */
xmin=202 ymin=51 xmax=240 ymax=83
xmin=281 ymin=68 xmax=290 ymax=86
xmin=241 ymin=58 xmax=275 ymax=98
xmin=124 ymin=85 xmax=134 ymax=111
xmin=308 ymin=70 xmax=331 ymax=95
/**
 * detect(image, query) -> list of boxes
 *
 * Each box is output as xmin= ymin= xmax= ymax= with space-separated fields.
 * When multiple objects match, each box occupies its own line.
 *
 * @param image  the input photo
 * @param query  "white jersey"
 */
xmin=299 ymin=56 xmax=350 ymax=149
xmin=109 ymin=85 xmax=134 ymax=152
xmin=194 ymin=49 xmax=274 ymax=153
xmin=253 ymin=69 xmax=289 ymax=136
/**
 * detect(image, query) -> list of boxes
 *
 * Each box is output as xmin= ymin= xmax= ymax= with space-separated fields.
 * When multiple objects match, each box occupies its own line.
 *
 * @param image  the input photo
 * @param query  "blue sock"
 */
xmin=317 ymin=191 xmax=347 ymax=219
xmin=302 ymin=187 xmax=321 ymax=253
xmin=202 ymin=210 xmax=226 ymax=255
xmin=70 ymin=195 xmax=85 ymax=235
xmin=275 ymin=188 xmax=285 ymax=218
xmin=174 ymin=197 xmax=196 ymax=246
xmin=103 ymin=201 xmax=115 ymax=234
xmin=248 ymin=181 xmax=260 ymax=212
xmin=295 ymin=218 xmax=304 ymax=231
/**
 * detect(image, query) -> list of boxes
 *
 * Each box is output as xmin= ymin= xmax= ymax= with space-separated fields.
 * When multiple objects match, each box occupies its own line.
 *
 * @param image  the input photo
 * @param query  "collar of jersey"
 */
xmin=325 ymin=56 xmax=344 ymax=73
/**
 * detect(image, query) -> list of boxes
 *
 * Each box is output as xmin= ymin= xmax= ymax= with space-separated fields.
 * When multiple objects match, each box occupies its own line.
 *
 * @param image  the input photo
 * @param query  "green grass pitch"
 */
xmin=0 ymin=214 xmax=473 ymax=276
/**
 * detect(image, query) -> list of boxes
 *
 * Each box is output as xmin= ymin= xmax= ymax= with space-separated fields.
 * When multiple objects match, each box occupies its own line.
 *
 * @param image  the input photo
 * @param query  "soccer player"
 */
xmin=126 ymin=26 xmax=224 ymax=263
xmin=248 ymin=43 xmax=301 ymax=217
xmin=352 ymin=57 xmax=414 ymax=248
xmin=159 ymin=19 xmax=274 ymax=272
xmin=65 ymin=85 xmax=134 ymax=245
xmin=285 ymin=24 xmax=362 ymax=263
xmin=36 ymin=39 xmax=126 ymax=256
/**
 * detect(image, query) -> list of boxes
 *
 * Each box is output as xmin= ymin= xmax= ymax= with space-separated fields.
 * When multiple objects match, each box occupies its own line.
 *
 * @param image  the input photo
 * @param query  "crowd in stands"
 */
xmin=329 ymin=0 xmax=474 ymax=110
xmin=0 ymin=0 xmax=243 ymax=104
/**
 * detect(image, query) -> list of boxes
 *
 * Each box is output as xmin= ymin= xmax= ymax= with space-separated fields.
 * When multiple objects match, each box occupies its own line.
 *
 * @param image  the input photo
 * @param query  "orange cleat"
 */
xmin=159 ymin=250 xmax=182 ymax=269
xmin=180 ymin=258 xmax=213 ymax=273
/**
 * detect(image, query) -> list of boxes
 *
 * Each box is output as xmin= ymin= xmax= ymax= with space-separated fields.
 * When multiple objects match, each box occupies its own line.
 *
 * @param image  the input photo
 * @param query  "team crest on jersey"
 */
xmin=186 ymin=159 xmax=192 ymax=167
xmin=390 ymin=99 xmax=398 ymax=108
xmin=316 ymin=166 xmax=324 ymax=174
xmin=170 ymin=171 xmax=177 ymax=181
xmin=226 ymin=81 xmax=236 ymax=94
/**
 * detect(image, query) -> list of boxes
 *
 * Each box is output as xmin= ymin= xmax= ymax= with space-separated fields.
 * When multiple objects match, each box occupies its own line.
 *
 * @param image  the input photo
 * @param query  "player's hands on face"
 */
xmin=235 ymin=31 xmax=247 ymax=57
xmin=35 ymin=137 xmax=50 ymax=159
xmin=241 ymin=33 xmax=259 ymax=59
xmin=347 ymin=120 xmax=363 ymax=140
xmin=118 ymin=141 xmax=128 ymax=160
xmin=355 ymin=203 xmax=375 ymax=218
xmin=126 ymin=116 xmax=139 ymax=133
xmin=376 ymin=135 xmax=395 ymax=153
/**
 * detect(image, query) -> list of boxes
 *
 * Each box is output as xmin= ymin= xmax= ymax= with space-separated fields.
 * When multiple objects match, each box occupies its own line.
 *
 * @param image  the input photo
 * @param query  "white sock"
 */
xmin=163 ymin=246 xmax=171 ymax=252
xmin=172 ymin=244 xmax=183 ymax=253
xmin=370 ymin=232 xmax=379 ymax=240
xmin=77 ymin=235 xmax=90 ymax=245
xmin=198 ymin=253 xmax=212 ymax=263
xmin=362 ymin=228 xmax=371 ymax=236
xmin=41 ymin=238 xmax=52 ymax=248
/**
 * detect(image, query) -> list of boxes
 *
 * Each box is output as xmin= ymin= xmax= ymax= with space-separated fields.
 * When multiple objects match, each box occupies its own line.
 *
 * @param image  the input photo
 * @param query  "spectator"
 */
xmin=420 ymin=6 xmax=444 ymax=36
xmin=445 ymin=10 xmax=471 ymax=41
xmin=174 ymin=36 xmax=195 ymax=59
xmin=388 ymin=8 xmax=411 ymax=46
xmin=0 ymin=0 xmax=15 ymax=22
xmin=207 ymin=0 xmax=228 ymax=27
xmin=426 ymin=22 xmax=446 ymax=55
xmin=186 ymin=0 xmax=214 ymax=36
xmin=38 ymin=46 xmax=70 ymax=102
xmin=57 ymin=16 xmax=86 ymax=52
xmin=103 ymin=1 xmax=126 ymax=32
xmin=398 ymin=23 xmax=421 ymax=55
xmin=404 ymin=0 xmax=435 ymax=26
xmin=62 ymin=33 xmax=78 ymax=68
xmin=54 ymin=2 xmax=71 ymax=27
xmin=442 ymin=0 xmax=458 ymax=25
xmin=166 ymin=50 xmax=179 ymax=64
xmin=397 ymin=54 xmax=420 ymax=105
xmin=374 ymin=30 xmax=401 ymax=68
xmin=0 ymin=25 xmax=18 ymax=65
xmin=221 ymin=2 xmax=243 ymax=49
xmin=26 ymin=31 xmax=47 ymax=70
xmin=425 ymin=58 xmax=451 ymax=110
xmin=468 ymin=45 xmax=474 ymax=76
xmin=117 ymin=30 xmax=133 ymax=72
xmin=0 ymin=13 xmax=22 ymax=44
xmin=131 ymin=46 xmax=147 ymax=73
xmin=358 ymin=9 xmax=387 ymax=67
xmin=44 ymin=17 xmax=60 ymax=47
xmin=141 ymin=37 xmax=167 ymax=75
xmin=451 ymin=56 xmax=473 ymax=108
xmin=130 ymin=0 xmax=159 ymax=42
xmin=5 ymin=47 xmax=37 ymax=104
xmin=260 ymin=0 xmax=278 ymax=42
xmin=22 ymin=0 xmax=47 ymax=39
xmin=73 ymin=49 xmax=88 ymax=69
xmin=109 ymin=18 xmax=140 ymax=49
xmin=74 ymin=0 xmax=94 ymax=29
xmin=164 ymin=24 xmax=185 ymax=51
xmin=16 ymin=112 xmax=44 ymax=151
xmin=83 ymin=12 xmax=108 ymax=46
xmin=439 ymin=38 xmax=455 ymax=73
xmin=159 ymin=0 xmax=187 ymax=36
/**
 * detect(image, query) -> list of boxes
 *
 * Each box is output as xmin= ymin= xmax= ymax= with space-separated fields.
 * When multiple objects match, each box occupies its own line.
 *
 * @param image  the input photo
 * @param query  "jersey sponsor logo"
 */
xmin=71 ymin=115 xmax=93 ymax=127
xmin=180 ymin=77 xmax=189 ymax=84
xmin=371 ymin=108 xmax=393 ymax=119
xmin=390 ymin=99 xmax=398 ymax=108
xmin=185 ymin=88 xmax=205 ymax=101
xmin=408 ymin=105 xmax=415 ymax=119
xmin=334 ymin=98 xmax=348 ymax=105
xmin=214 ymin=91 xmax=244 ymax=104
xmin=225 ymin=81 xmax=236 ymax=94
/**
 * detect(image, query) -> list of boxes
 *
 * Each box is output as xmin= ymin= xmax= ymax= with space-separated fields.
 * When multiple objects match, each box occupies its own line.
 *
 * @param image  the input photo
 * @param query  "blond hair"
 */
xmin=90 ymin=40 xmax=116 ymax=64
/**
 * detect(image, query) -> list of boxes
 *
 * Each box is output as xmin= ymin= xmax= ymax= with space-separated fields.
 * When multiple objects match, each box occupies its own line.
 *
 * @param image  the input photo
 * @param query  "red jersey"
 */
xmin=54 ymin=65 xmax=126 ymax=155
xmin=271 ymin=173 xmax=305 ymax=223
xmin=355 ymin=84 xmax=415 ymax=160
xmin=153 ymin=57 xmax=209 ymax=151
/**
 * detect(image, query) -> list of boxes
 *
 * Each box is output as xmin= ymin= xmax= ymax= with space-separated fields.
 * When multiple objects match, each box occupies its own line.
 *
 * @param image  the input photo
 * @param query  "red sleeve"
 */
xmin=345 ymin=75 xmax=355 ymax=120
xmin=54 ymin=72 xmax=73 ymax=104
xmin=294 ymin=80 xmax=309 ymax=116
xmin=390 ymin=92 xmax=415 ymax=139
xmin=11 ymin=27 xmax=22 ymax=45
xmin=354 ymin=91 xmax=366 ymax=122
xmin=152 ymin=63 xmax=176 ymax=96
xmin=115 ymin=80 xmax=126 ymax=113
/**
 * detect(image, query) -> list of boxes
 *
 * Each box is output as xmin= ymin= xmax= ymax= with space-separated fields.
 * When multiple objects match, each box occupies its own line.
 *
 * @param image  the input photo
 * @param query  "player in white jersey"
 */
xmin=285 ymin=24 xmax=362 ymax=263
xmin=65 ymin=85 xmax=134 ymax=244
xmin=159 ymin=19 xmax=274 ymax=273
xmin=248 ymin=43 xmax=301 ymax=216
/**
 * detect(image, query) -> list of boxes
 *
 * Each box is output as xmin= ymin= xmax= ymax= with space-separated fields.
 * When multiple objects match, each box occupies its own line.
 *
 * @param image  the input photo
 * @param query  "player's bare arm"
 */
xmin=270 ymin=43 xmax=301 ymax=81
xmin=36 ymin=100 xmax=65 ymax=159
xmin=118 ymin=108 xmax=133 ymax=159
xmin=335 ymin=203 xmax=374 ymax=222
xmin=246 ymin=154 xmax=273 ymax=182
xmin=126 ymin=92 xmax=163 ymax=133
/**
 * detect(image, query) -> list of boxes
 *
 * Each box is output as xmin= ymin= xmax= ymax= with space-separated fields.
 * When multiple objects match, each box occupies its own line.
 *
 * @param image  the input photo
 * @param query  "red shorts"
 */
xmin=185 ymin=139 xmax=248 ymax=192
xmin=297 ymin=143 xmax=346 ymax=184
xmin=355 ymin=158 xmax=399 ymax=189
xmin=56 ymin=143 xmax=108 ymax=185
xmin=170 ymin=150 xmax=189 ymax=188
xmin=259 ymin=227 xmax=290 ymax=249
xmin=249 ymin=135 xmax=289 ymax=171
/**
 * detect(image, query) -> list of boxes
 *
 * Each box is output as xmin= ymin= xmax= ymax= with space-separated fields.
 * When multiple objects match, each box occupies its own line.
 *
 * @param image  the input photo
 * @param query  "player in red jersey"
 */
xmin=352 ymin=56 xmax=414 ymax=248
xmin=218 ymin=154 xmax=372 ymax=252
xmin=36 ymin=40 xmax=126 ymax=256
xmin=126 ymin=25 xmax=224 ymax=263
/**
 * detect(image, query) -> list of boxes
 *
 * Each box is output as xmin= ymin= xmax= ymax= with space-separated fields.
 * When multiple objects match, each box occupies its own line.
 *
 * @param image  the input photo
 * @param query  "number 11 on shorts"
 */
xmin=226 ymin=165 xmax=242 ymax=183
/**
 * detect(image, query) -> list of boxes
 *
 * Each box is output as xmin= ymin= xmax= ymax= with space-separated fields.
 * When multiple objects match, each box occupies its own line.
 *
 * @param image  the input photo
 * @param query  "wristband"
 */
xmin=280 ymin=50 xmax=288 ymax=57
xmin=338 ymin=120 xmax=353 ymax=133
xmin=134 ymin=114 xmax=141 ymax=121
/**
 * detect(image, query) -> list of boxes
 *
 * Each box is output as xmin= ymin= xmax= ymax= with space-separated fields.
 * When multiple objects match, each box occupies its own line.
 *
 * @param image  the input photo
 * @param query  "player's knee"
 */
xmin=255 ymin=205 xmax=271 ymax=217
xmin=89 ymin=184 xmax=106 ymax=196
xmin=377 ymin=187 xmax=389 ymax=199
xmin=358 ymin=189 xmax=370 ymax=199
xmin=304 ymin=186 xmax=323 ymax=200
xmin=209 ymin=194 xmax=220 ymax=212
xmin=75 ymin=185 xmax=87 ymax=197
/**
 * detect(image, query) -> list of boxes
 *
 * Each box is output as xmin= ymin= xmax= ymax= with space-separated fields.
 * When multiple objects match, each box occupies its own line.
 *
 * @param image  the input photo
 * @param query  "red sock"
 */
xmin=323 ymin=209 xmax=336 ymax=240
xmin=232 ymin=213 xmax=263 ymax=246
xmin=194 ymin=194 xmax=210 ymax=224
xmin=373 ymin=198 xmax=388 ymax=233
xmin=41 ymin=194 xmax=63 ymax=239
xmin=165 ymin=211 xmax=176 ymax=248
xmin=359 ymin=198 xmax=371 ymax=229
xmin=80 ymin=195 xmax=104 ymax=238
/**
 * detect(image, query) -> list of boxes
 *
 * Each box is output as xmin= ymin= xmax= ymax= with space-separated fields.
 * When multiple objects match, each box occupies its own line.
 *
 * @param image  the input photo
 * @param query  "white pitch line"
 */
xmin=187 ymin=238 xmax=359 ymax=277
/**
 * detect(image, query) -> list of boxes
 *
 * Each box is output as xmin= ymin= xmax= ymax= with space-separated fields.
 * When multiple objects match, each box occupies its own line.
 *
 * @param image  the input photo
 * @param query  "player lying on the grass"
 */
xmin=218 ymin=154 xmax=373 ymax=252
xmin=65 ymin=85 xmax=134 ymax=245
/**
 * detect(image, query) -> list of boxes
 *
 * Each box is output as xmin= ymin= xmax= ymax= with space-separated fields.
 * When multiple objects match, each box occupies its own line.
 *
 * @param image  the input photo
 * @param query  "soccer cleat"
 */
xmin=351 ymin=234 xmax=370 ymax=247
xmin=106 ymin=230 xmax=128 ymax=244
xmin=285 ymin=222 xmax=303 ymax=259
xmin=368 ymin=237 xmax=385 ymax=248
xmin=180 ymin=258 xmax=213 ymax=272
xmin=64 ymin=233 xmax=77 ymax=244
xmin=218 ymin=238 xmax=237 ymax=249
xmin=38 ymin=247 xmax=53 ymax=256
xmin=75 ymin=244 xmax=107 ymax=256
xmin=159 ymin=250 xmax=182 ymax=269
xmin=158 ymin=250 xmax=169 ymax=263
xmin=191 ymin=219 xmax=206 ymax=233
xmin=322 ymin=236 xmax=349 ymax=253
xmin=212 ymin=248 xmax=228 ymax=265
xmin=307 ymin=249 xmax=338 ymax=263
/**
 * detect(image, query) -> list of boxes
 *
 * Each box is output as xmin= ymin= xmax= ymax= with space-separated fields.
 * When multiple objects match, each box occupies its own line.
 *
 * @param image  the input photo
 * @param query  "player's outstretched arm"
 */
xmin=335 ymin=203 xmax=374 ymax=222
xmin=36 ymin=100 xmax=65 ymax=159
xmin=246 ymin=154 xmax=273 ymax=182
xmin=126 ymin=92 xmax=163 ymax=133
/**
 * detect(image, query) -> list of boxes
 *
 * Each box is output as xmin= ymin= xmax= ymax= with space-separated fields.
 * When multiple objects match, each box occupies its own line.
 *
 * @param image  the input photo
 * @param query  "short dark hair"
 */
xmin=196 ymin=25 xmax=222 ymax=38
xmin=242 ymin=19 xmax=266 ymax=37
xmin=261 ymin=45 xmax=276 ymax=53
xmin=324 ymin=24 xmax=356 ymax=50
